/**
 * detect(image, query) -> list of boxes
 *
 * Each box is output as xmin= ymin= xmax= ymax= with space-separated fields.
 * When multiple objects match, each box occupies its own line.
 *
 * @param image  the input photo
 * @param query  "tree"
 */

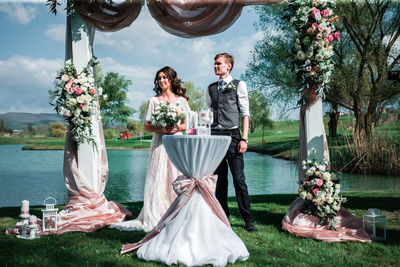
xmin=245 ymin=1 xmax=400 ymax=140
xmin=182 ymin=82 xmax=205 ymax=111
xmin=334 ymin=0 xmax=400 ymax=139
xmin=127 ymin=120 xmax=140 ymax=135
xmin=27 ymin=124 xmax=35 ymax=135
xmin=0 ymin=119 xmax=5 ymax=133
xmin=99 ymin=72 xmax=136 ymax=128
xmin=49 ymin=122 xmax=66 ymax=138
xmin=248 ymin=90 xmax=273 ymax=144
xmin=138 ymin=101 xmax=148 ymax=124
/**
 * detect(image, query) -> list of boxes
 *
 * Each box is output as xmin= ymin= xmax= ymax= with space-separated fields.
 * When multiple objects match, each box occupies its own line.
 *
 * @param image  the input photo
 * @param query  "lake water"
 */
xmin=0 ymin=145 xmax=399 ymax=207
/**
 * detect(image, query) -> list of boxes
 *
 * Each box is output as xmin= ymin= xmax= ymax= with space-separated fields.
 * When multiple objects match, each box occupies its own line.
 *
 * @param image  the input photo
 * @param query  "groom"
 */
xmin=206 ymin=53 xmax=256 ymax=232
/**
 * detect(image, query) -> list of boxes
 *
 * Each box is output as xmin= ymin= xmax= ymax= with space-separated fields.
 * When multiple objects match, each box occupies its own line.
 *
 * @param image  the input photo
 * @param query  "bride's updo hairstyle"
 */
xmin=153 ymin=66 xmax=188 ymax=100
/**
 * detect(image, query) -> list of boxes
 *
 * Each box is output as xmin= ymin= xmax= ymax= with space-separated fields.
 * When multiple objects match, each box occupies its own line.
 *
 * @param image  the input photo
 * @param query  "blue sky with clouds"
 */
xmin=0 ymin=0 xmax=272 ymax=119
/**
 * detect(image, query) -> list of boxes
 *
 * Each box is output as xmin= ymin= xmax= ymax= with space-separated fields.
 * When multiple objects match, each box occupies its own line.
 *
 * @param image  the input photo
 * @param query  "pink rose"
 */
xmin=327 ymin=34 xmax=334 ymax=41
xmin=312 ymin=23 xmax=319 ymax=28
xmin=311 ymin=9 xmax=320 ymax=18
xmin=318 ymin=26 xmax=324 ymax=32
xmin=89 ymin=88 xmax=95 ymax=95
xmin=70 ymin=87 xmax=76 ymax=93
xmin=65 ymin=80 xmax=73 ymax=90
xmin=75 ymin=87 xmax=83 ymax=95
xmin=334 ymin=31 xmax=341 ymax=40
xmin=316 ymin=179 xmax=323 ymax=186
xmin=313 ymin=188 xmax=320 ymax=196
xmin=321 ymin=9 xmax=329 ymax=18
xmin=316 ymin=33 xmax=323 ymax=39
xmin=80 ymin=104 xmax=84 ymax=109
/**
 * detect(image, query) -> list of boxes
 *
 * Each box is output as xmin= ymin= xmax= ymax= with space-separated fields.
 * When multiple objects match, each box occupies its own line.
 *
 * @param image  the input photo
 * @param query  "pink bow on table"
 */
xmin=121 ymin=174 xmax=230 ymax=254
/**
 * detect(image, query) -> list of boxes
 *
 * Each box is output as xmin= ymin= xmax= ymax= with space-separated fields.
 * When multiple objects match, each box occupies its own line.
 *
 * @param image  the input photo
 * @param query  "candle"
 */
xmin=29 ymin=215 xmax=37 ymax=227
xmin=186 ymin=111 xmax=190 ymax=134
xmin=20 ymin=200 xmax=29 ymax=216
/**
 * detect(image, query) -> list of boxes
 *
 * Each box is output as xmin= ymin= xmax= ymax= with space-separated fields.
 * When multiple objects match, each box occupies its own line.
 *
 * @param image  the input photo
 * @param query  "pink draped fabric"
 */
xmin=282 ymin=198 xmax=372 ymax=242
xmin=121 ymin=174 xmax=230 ymax=254
xmin=72 ymin=0 xmax=283 ymax=36
xmin=74 ymin=0 xmax=142 ymax=32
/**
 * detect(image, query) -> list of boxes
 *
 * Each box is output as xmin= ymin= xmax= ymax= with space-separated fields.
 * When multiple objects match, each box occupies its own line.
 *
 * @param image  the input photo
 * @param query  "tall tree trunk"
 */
xmin=328 ymin=103 xmax=339 ymax=137
xmin=353 ymin=100 xmax=365 ymax=141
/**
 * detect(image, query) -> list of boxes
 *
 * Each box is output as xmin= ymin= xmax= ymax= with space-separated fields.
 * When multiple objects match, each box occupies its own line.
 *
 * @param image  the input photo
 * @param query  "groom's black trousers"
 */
xmin=213 ymin=130 xmax=253 ymax=223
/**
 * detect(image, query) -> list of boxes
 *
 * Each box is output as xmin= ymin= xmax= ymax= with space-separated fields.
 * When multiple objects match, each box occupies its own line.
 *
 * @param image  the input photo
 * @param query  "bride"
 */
xmin=111 ymin=66 xmax=190 ymax=231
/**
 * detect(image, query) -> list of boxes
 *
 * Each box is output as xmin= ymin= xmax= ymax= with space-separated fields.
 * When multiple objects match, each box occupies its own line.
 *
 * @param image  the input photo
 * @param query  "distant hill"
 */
xmin=0 ymin=112 xmax=65 ymax=130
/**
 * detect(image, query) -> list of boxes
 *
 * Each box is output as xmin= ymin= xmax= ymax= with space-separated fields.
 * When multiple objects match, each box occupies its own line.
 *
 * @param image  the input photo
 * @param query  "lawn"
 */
xmin=1 ymin=190 xmax=399 ymax=266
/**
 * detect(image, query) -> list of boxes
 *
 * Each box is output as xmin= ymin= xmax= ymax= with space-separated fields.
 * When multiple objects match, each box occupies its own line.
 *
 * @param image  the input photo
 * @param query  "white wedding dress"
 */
xmin=110 ymin=96 xmax=190 ymax=232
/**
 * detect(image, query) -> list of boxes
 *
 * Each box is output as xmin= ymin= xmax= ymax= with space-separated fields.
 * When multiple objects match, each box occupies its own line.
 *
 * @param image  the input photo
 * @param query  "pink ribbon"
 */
xmin=121 ymin=174 xmax=230 ymax=254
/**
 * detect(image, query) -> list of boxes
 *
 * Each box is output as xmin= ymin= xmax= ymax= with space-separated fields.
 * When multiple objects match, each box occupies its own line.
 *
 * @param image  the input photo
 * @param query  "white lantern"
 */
xmin=42 ymin=197 xmax=58 ymax=232
xmin=363 ymin=208 xmax=386 ymax=241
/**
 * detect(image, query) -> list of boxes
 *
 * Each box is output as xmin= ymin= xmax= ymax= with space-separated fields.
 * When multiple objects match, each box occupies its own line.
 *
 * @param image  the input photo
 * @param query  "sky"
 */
xmin=0 ymin=0 xmax=296 ymax=120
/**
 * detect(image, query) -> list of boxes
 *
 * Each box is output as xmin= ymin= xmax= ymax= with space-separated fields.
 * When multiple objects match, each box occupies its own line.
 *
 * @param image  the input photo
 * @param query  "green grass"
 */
xmin=1 ymin=190 xmax=399 ymax=266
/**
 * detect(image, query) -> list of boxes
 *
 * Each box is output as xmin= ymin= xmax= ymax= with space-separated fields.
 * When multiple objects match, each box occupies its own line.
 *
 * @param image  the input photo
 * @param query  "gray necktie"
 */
xmin=218 ymin=80 xmax=226 ymax=92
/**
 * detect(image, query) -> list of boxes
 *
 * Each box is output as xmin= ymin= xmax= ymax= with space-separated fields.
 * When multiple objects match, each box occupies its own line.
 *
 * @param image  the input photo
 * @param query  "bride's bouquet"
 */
xmin=49 ymin=57 xmax=100 ymax=148
xmin=298 ymin=154 xmax=346 ymax=230
xmin=152 ymin=101 xmax=185 ymax=127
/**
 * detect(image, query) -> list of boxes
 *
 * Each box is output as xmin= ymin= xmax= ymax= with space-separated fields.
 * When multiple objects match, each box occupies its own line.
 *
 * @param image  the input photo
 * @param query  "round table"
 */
xmin=122 ymin=135 xmax=249 ymax=266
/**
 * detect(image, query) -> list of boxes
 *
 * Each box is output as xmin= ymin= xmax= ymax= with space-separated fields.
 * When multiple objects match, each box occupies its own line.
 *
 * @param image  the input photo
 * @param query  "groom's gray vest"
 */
xmin=208 ymin=79 xmax=241 ymax=129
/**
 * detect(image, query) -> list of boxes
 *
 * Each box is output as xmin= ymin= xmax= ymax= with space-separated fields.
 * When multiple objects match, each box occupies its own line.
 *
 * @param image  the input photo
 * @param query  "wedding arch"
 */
xmin=56 ymin=0 xmax=329 ymax=234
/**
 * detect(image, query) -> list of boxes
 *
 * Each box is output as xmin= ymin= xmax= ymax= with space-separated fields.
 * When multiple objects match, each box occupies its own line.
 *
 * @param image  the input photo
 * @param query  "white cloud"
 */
xmin=45 ymin=24 xmax=65 ymax=42
xmin=0 ymin=2 xmax=38 ymax=24
xmin=0 ymin=55 xmax=63 ymax=114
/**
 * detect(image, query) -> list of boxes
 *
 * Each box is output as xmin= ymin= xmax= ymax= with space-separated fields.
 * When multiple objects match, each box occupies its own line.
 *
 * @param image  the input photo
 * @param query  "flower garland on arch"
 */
xmin=287 ymin=0 xmax=340 ymax=105
xmin=49 ymin=57 xmax=101 ymax=149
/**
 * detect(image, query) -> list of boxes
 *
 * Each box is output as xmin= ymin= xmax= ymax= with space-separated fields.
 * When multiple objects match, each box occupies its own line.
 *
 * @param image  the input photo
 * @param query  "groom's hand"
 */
xmin=237 ymin=141 xmax=247 ymax=154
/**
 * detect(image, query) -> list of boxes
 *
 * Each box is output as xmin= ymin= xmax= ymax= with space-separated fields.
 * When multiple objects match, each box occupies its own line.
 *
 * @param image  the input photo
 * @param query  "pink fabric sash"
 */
xmin=282 ymin=198 xmax=372 ymax=242
xmin=121 ymin=174 xmax=230 ymax=254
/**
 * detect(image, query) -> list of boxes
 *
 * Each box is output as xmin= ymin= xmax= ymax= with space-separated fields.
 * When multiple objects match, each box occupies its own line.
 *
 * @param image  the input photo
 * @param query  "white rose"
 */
xmin=335 ymin=184 xmax=340 ymax=189
xmin=65 ymin=59 xmax=72 ymax=65
xmin=300 ymin=191 xmax=307 ymax=199
xmin=319 ymin=165 xmax=326 ymax=172
xmin=297 ymin=50 xmax=306 ymax=60
xmin=61 ymin=74 xmax=70 ymax=82
xmin=88 ymin=77 xmax=95 ymax=83
xmin=305 ymin=170 xmax=314 ymax=177
xmin=84 ymin=94 xmax=92 ymax=102
xmin=82 ymin=105 xmax=89 ymax=112
xmin=316 ymin=53 xmax=324 ymax=61
xmin=323 ymin=172 xmax=331 ymax=180
xmin=77 ymin=96 xmax=84 ymax=103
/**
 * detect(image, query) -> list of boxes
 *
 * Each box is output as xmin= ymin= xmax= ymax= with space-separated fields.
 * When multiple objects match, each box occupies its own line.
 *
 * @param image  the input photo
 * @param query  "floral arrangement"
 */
xmin=226 ymin=83 xmax=236 ymax=91
xmin=298 ymin=153 xmax=346 ymax=230
xmin=49 ymin=57 xmax=101 ymax=148
xmin=152 ymin=101 xmax=185 ymax=127
xmin=287 ymin=0 xmax=340 ymax=104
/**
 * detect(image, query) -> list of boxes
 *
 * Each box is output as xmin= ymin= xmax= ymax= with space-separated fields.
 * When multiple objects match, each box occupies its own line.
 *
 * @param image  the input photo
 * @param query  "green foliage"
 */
xmin=99 ymin=72 xmax=136 ymax=128
xmin=182 ymin=81 xmax=205 ymax=111
xmin=126 ymin=120 xmax=141 ymax=135
xmin=138 ymin=101 xmax=148 ymax=123
xmin=103 ymin=128 xmax=118 ymax=140
xmin=48 ymin=122 xmax=66 ymax=138
xmin=248 ymin=90 xmax=273 ymax=144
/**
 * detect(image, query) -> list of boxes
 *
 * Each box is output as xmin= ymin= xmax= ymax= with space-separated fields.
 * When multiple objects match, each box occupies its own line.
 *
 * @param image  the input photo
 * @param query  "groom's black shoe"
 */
xmin=245 ymin=221 xmax=257 ymax=232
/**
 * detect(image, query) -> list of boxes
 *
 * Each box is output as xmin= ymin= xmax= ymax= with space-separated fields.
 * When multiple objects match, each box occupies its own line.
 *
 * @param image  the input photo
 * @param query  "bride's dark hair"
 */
xmin=153 ymin=66 xmax=188 ymax=100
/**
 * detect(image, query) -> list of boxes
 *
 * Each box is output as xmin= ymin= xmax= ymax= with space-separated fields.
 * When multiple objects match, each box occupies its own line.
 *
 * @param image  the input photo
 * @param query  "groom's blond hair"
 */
xmin=215 ymin=53 xmax=234 ymax=72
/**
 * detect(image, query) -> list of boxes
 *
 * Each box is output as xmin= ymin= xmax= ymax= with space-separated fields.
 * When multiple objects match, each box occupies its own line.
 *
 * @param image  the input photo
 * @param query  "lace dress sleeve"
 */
xmin=144 ymin=97 xmax=155 ymax=123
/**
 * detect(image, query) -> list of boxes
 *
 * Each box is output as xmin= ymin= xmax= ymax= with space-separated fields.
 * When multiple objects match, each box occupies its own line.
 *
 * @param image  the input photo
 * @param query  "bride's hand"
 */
xmin=163 ymin=125 xmax=179 ymax=134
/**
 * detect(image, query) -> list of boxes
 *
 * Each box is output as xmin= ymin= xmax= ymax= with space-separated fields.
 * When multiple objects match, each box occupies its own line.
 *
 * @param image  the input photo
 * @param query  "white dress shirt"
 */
xmin=206 ymin=75 xmax=250 ymax=120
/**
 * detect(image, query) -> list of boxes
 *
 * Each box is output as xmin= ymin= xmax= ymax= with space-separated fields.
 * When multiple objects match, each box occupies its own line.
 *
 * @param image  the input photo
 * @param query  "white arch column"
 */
xmin=65 ymin=13 xmax=99 ymax=190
